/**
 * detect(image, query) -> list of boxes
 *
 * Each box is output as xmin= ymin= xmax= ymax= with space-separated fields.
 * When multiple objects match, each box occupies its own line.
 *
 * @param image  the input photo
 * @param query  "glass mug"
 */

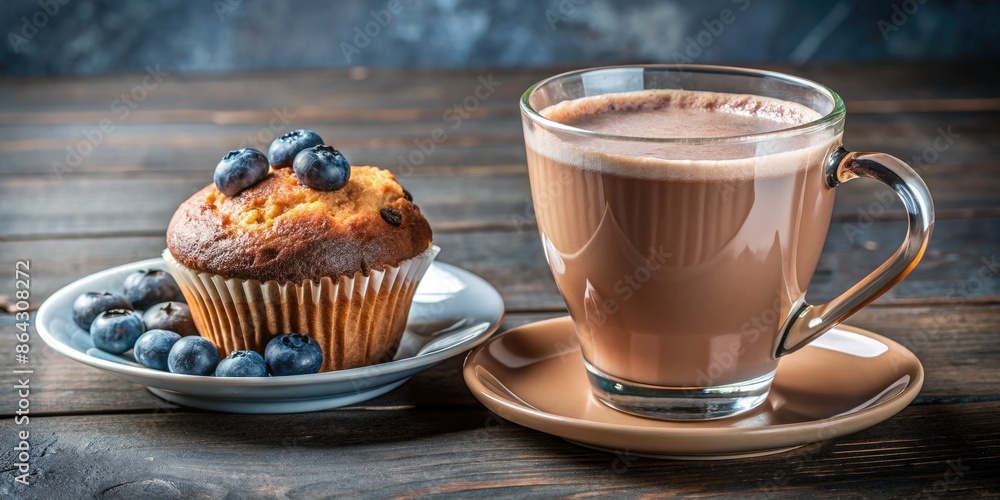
xmin=519 ymin=65 xmax=934 ymax=420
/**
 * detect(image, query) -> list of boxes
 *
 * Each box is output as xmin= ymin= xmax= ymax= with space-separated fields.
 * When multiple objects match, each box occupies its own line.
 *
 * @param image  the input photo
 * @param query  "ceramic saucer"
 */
xmin=37 ymin=257 xmax=504 ymax=414
xmin=463 ymin=316 xmax=923 ymax=460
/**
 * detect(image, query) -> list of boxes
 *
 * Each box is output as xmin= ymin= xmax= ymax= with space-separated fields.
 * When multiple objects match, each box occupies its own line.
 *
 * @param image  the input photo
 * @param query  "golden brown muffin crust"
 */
xmin=167 ymin=167 xmax=432 ymax=283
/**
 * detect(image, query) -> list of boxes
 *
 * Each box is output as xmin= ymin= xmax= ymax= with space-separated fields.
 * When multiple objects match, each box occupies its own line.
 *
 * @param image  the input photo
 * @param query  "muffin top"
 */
xmin=167 ymin=166 xmax=432 ymax=283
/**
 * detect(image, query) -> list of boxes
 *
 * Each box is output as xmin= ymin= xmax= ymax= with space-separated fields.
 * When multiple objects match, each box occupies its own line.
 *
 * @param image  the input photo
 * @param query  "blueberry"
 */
xmin=142 ymin=301 xmax=198 ymax=336
xmin=214 ymin=350 xmax=268 ymax=377
xmin=268 ymin=129 xmax=324 ymax=169
xmin=133 ymin=329 xmax=182 ymax=371
xmin=214 ymin=148 xmax=269 ymax=197
xmin=123 ymin=270 xmax=182 ymax=310
xmin=292 ymin=145 xmax=351 ymax=191
xmin=264 ymin=333 xmax=323 ymax=376
xmin=90 ymin=309 xmax=145 ymax=354
xmin=72 ymin=291 xmax=132 ymax=330
xmin=167 ymin=336 xmax=220 ymax=376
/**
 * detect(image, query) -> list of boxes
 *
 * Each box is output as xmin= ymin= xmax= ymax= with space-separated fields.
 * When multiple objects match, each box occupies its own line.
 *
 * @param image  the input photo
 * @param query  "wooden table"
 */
xmin=1 ymin=61 xmax=998 ymax=497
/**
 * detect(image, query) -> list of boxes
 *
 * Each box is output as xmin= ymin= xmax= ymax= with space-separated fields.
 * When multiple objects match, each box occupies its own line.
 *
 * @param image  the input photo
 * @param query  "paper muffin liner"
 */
xmin=163 ymin=245 xmax=439 ymax=373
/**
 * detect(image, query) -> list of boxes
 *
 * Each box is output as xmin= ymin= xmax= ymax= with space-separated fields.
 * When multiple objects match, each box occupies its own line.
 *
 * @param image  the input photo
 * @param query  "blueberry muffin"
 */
xmin=164 ymin=137 xmax=436 ymax=373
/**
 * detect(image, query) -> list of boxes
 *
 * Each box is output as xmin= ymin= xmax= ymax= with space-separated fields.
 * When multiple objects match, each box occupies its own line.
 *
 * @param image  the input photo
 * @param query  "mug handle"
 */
xmin=776 ymin=147 xmax=935 ymax=357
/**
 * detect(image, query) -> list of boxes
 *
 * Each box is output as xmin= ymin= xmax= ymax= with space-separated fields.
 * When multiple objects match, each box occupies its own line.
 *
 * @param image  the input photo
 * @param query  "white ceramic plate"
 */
xmin=36 ymin=257 xmax=505 ymax=413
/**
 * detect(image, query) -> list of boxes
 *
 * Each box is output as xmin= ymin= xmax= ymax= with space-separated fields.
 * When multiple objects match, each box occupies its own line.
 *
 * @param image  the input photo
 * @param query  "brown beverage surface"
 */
xmin=525 ymin=89 xmax=839 ymax=387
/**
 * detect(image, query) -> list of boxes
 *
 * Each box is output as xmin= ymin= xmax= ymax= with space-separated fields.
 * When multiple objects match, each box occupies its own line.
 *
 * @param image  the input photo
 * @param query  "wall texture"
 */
xmin=2 ymin=0 xmax=998 ymax=76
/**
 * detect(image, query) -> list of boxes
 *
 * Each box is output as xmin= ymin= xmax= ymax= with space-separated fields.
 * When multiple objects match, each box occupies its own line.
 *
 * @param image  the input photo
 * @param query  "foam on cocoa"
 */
xmin=525 ymin=89 xmax=838 ymax=181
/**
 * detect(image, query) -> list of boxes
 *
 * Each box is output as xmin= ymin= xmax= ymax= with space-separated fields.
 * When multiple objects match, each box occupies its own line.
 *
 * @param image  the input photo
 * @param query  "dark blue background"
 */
xmin=2 ymin=0 xmax=997 ymax=76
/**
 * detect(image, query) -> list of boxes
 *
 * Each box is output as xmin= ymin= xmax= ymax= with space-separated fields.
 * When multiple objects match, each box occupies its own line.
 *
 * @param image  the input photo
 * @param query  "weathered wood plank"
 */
xmin=0 ymin=170 xmax=535 ymax=239
xmin=0 ymin=111 xmax=995 ymax=179
xmin=0 ymin=69 xmax=534 ymax=117
xmin=1 ymin=217 xmax=998 ymax=312
xmin=1 ymin=160 xmax=997 ymax=240
xmin=0 ymin=61 xmax=994 ymax=119
xmin=0 ymin=118 xmax=522 ymax=151
xmin=0 ymin=401 xmax=996 ymax=498
xmin=0 ymin=118 xmax=523 ymax=177
xmin=3 ymin=304 xmax=998 ymax=417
